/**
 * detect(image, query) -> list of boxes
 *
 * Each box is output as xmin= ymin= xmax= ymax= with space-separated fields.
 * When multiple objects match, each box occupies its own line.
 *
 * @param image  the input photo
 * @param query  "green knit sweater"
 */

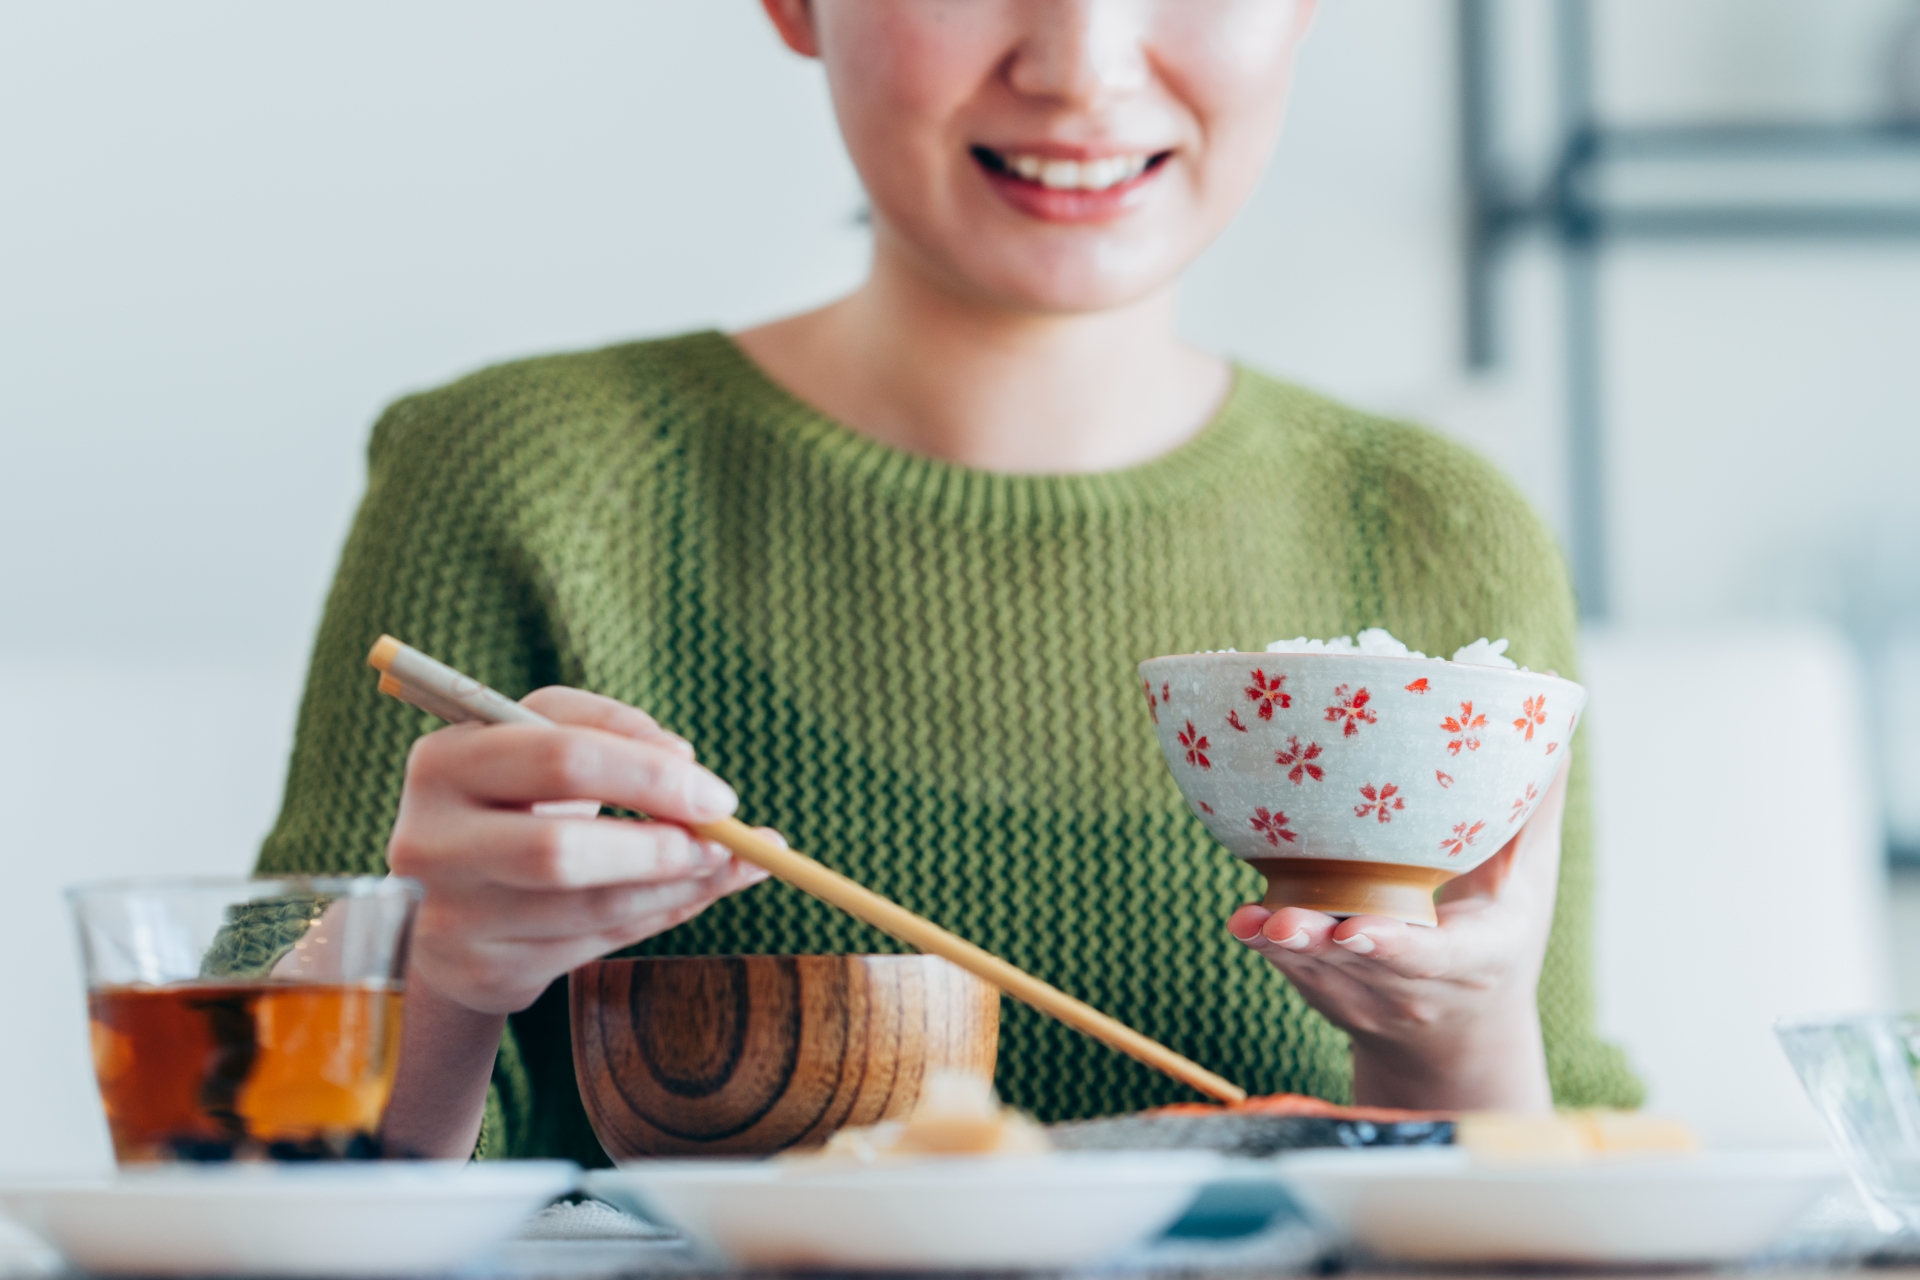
xmin=256 ymin=330 xmax=1641 ymax=1163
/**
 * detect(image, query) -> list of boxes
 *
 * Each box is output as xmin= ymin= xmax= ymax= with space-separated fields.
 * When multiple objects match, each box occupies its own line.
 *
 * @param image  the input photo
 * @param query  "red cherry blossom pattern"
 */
xmin=1324 ymin=685 xmax=1378 ymax=738
xmin=1440 ymin=700 xmax=1489 ymax=756
xmin=1405 ymin=677 xmax=1430 ymax=694
xmin=1509 ymin=781 xmax=1539 ymax=823
xmin=1514 ymin=695 xmax=1547 ymax=742
xmin=1178 ymin=721 xmax=1212 ymax=770
xmin=1227 ymin=709 xmax=1250 ymax=733
xmin=1250 ymin=807 xmax=1297 ymax=846
xmin=1440 ymin=820 xmax=1486 ymax=857
xmin=1198 ymin=801 xmax=1214 ymax=816
xmin=1143 ymin=679 xmax=1159 ymax=724
xmin=1275 ymin=736 xmax=1325 ymax=784
xmin=1436 ymin=770 xmax=1454 ymax=788
xmin=1355 ymin=783 xmax=1405 ymax=824
xmin=1245 ymin=669 xmax=1292 ymax=721
xmin=1545 ymin=742 xmax=1559 ymax=755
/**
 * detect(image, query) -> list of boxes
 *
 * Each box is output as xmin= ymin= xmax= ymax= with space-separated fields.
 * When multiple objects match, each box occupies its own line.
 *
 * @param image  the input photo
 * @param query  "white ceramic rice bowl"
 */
xmin=0 ymin=1161 xmax=578 ymax=1277
xmin=585 ymin=1152 xmax=1222 ymax=1270
xmin=1138 ymin=652 xmax=1584 ymax=878
xmin=1272 ymin=1147 xmax=1843 ymax=1264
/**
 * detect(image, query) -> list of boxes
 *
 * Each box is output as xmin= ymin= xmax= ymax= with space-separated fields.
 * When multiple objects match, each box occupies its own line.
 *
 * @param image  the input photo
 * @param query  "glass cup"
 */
xmin=68 ymin=876 xmax=422 ymax=1164
xmin=1777 ymin=1013 xmax=1920 ymax=1232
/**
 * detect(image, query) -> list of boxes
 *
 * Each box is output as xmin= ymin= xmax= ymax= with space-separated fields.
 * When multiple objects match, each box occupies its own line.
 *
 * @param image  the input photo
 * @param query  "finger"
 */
xmin=415 ymin=857 xmax=775 ymax=1008
xmin=1318 ymin=912 xmax=1518 ymax=984
xmin=1441 ymin=835 xmax=1519 ymax=903
xmin=710 ymin=855 xmax=773 ymax=895
xmin=1325 ymin=914 xmax=1416 ymax=965
xmin=1520 ymin=752 xmax=1573 ymax=859
xmin=1227 ymin=904 xmax=1273 ymax=943
xmin=1485 ymin=753 xmax=1573 ymax=903
xmin=421 ymin=723 xmax=737 ymax=820
xmin=428 ymin=873 xmax=731 ymax=942
xmin=1233 ymin=906 xmax=1340 ymax=966
xmin=1442 ymin=753 xmax=1573 ymax=905
xmin=521 ymin=686 xmax=695 ymax=756
xmin=558 ymin=857 xmax=774 ymax=958
xmin=472 ymin=892 xmax=737 ymax=982
xmin=396 ymin=812 xmax=732 ymax=890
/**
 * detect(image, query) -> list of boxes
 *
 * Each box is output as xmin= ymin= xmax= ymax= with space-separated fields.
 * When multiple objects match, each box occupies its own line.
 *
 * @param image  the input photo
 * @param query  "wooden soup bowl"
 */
xmin=570 ymin=954 xmax=1000 ymax=1160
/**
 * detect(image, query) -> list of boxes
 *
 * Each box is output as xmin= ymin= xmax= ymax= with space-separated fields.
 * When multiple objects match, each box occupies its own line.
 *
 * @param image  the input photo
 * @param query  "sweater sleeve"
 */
xmin=254 ymin=381 xmax=559 ymax=1157
xmin=1352 ymin=416 xmax=1644 ymax=1109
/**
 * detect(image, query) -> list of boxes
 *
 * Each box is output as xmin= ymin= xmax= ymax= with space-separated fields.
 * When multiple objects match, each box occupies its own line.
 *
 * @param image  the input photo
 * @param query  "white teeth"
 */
xmin=993 ymin=151 xmax=1153 ymax=192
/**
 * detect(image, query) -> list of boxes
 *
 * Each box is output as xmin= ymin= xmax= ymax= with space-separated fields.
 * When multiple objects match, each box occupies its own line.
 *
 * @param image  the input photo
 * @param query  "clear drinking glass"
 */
xmin=68 ymin=876 xmax=422 ymax=1164
xmin=1777 ymin=1014 xmax=1920 ymax=1232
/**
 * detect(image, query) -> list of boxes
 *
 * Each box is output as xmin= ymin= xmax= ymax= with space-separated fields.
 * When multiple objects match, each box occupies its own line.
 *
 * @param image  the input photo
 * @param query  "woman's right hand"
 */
xmin=385 ymin=685 xmax=771 ymax=1016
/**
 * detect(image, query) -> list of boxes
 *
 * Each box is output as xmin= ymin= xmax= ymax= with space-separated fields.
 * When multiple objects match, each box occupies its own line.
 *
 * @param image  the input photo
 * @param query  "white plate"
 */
xmin=1272 ymin=1146 xmax=1845 ymax=1264
xmin=585 ymin=1152 xmax=1223 ymax=1270
xmin=0 ymin=1161 xmax=578 ymax=1277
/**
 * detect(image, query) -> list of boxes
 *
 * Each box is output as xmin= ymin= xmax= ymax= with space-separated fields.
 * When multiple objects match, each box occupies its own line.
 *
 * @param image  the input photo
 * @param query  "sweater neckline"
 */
xmin=685 ymin=329 xmax=1270 ymax=523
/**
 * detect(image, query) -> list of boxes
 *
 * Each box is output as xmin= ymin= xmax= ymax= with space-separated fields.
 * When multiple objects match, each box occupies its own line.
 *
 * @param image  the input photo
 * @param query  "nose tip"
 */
xmin=1005 ymin=0 xmax=1152 ymax=103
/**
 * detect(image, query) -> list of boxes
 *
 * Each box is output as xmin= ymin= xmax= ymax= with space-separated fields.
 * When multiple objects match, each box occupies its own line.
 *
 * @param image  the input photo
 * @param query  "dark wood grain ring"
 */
xmin=570 ymin=954 xmax=1000 ymax=1159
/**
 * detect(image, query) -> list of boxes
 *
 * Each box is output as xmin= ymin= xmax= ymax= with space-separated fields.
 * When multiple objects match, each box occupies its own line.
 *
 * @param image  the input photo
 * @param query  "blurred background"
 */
xmin=3 ymin=0 xmax=1918 ymax=1169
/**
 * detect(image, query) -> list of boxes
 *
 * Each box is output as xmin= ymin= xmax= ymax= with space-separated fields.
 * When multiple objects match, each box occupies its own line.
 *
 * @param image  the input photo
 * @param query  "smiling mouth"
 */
xmin=970 ymin=146 xmax=1173 ymax=193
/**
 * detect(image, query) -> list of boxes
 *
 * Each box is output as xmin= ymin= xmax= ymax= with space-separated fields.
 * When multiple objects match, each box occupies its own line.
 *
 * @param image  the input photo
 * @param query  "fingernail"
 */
xmin=667 ymin=736 xmax=697 ymax=757
xmin=1334 ymin=932 xmax=1376 ymax=955
xmin=1229 ymin=925 xmax=1261 ymax=943
xmin=1275 ymin=928 xmax=1311 ymax=951
xmin=692 ymin=772 xmax=738 ymax=817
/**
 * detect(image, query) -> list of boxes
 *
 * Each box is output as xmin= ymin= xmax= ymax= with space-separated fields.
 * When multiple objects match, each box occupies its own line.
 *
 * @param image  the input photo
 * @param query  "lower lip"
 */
xmin=976 ymin=159 xmax=1166 ymax=224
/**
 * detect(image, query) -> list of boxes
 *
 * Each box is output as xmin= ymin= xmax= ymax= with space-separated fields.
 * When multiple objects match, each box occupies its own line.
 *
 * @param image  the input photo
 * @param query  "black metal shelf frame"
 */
xmin=1460 ymin=0 xmax=1920 ymax=619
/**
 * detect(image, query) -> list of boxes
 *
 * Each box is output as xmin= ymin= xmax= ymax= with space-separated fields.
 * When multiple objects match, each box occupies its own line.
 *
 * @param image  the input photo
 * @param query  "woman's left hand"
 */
xmin=1229 ymin=754 xmax=1572 ymax=1114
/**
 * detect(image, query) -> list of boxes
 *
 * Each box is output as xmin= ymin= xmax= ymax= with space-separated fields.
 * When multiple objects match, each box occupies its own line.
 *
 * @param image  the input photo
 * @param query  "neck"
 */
xmin=733 ymin=237 xmax=1230 ymax=475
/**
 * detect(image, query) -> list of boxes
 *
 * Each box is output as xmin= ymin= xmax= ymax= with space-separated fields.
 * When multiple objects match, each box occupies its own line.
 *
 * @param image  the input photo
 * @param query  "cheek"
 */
xmin=1171 ymin=0 xmax=1310 ymax=85
xmin=815 ymin=3 xmax=1008 ymax=160
xmin=1159 ymin=0 xmax=1307 ymax=189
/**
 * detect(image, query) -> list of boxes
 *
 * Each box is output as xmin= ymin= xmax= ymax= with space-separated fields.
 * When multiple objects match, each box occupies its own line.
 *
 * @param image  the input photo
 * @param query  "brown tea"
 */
xmin=88 ymin=982 xmax=404 ymax=1162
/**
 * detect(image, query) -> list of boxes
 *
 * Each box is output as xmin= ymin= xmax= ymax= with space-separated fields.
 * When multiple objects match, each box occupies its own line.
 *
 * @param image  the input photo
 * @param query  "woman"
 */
xmin=258 ymin=0 xmax=1639 ymax=1161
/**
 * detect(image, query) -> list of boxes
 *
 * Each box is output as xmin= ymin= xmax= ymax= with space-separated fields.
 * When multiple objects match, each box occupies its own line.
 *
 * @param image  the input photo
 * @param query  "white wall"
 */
xmin=3 ymin=1 xmax=1917 ymax=1168
xmin=1583 ymin=626 xmax=1891 ymax=1147
xmin=0 ymin=1 xmax=868 ymax=671
xmin=0 ymin=660 xmax=301 ymax=1172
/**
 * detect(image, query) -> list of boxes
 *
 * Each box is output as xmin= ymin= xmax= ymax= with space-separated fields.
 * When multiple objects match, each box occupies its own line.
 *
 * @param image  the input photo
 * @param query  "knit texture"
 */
xmin=255 ymin=331 xmax=1642 ymax=1164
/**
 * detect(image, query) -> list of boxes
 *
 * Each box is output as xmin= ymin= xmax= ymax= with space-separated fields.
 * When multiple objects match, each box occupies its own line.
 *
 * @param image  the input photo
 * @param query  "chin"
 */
xmin=871 ymin=172 xmax=1213 ymax=316
xmin=944 ymin=237 xmax=1194 ymax=317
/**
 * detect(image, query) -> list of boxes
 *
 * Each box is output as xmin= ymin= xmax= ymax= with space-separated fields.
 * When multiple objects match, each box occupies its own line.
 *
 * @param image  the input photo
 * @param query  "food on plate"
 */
xmin=1456 ymin=1109 xmax=1700 ymax=1162
xmin=803 ymin=1071 xmax=1051 ymax=1161
xmin=1147 ymin=1093 xmax=1446 ymax=1123
xmin=1051 ymin=1093 xmax=1455 ymax=1155
xmin=1049 ymin=1093 xmax=1696 ymax=1162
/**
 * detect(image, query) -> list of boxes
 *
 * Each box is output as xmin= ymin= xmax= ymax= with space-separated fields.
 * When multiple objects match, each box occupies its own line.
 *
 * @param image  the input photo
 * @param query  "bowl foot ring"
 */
xmin=1248 ymin=858 xmax=1458 ymax=927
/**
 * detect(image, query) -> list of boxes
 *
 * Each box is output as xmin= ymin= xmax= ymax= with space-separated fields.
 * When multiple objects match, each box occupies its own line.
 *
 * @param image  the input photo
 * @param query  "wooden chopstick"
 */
xmin=367 ymin=634 xmax=1248 ymax=1106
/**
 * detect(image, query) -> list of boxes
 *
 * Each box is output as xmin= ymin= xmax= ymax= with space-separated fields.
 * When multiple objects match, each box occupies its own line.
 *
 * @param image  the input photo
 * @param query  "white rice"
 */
xmin=1263 ymin=627 xmax=1520 ymax=671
